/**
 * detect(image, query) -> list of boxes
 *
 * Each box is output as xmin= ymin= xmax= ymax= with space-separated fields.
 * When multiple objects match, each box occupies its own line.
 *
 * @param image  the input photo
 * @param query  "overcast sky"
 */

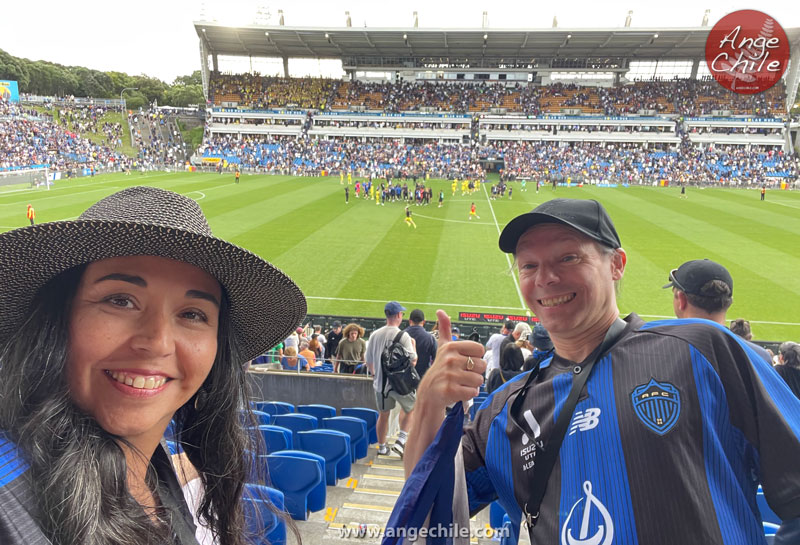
xmin=1 ymin=1 xmax=798 ymax=83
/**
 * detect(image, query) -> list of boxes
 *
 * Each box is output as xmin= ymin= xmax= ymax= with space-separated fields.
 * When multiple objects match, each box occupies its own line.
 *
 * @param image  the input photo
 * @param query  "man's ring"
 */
xmin=466 ymin=356 xmax=475 ymax=371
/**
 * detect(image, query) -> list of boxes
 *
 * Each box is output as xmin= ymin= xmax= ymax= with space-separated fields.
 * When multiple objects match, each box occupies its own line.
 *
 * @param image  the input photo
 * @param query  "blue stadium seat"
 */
xmin=243 ymin=483 xmax=287 ymax=545
xmin=266 ymin=451 xmax=326 ymax=518
xmin=490 ymin=501 xmax=507 ymax=530
xmin=255 ymin=401 xmax=295 ymax=416
xmin=341 ymin=407 xmax=379 ymax=445
xmin=296 ymin=404 xmax=337 ymax=423
xmin=321 ymin=416 xmax=368 ymax=462
xmin=241 ymin=410 xmax=272 ymax=427
xmin=251 ymin=424 xmax=293 ymax=453
xmin=298 ymin=429 xmax=352 ymax=485
xmin=499 ymin=514 xmax=517 ymax=545
xmin=273 ymin=413 xmax=319 ymax=445
xmin=262 ymin=454 xmax=323 ymax=520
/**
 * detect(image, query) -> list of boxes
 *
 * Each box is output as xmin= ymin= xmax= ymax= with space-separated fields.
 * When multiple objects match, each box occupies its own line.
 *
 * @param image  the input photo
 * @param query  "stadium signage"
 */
xmin=458 ymin=312 xmax=539 ymax=324
xmin=705 ymin=10 xmax=789 ymax=94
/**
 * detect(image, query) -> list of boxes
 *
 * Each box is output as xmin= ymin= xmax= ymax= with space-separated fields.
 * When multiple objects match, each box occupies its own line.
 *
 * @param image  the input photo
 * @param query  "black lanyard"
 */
xmin=507 ymin=318 xmax=628 ymax=534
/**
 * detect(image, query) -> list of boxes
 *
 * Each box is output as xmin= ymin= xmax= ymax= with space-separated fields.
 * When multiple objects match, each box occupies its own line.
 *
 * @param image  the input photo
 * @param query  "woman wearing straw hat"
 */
xmin=0 ymin=186 xmax=306 ymax=545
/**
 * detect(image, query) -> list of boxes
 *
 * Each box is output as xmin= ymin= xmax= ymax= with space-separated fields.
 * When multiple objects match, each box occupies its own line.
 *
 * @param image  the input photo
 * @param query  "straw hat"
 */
xmin=0 ymin=186 xmax=306 ymax=360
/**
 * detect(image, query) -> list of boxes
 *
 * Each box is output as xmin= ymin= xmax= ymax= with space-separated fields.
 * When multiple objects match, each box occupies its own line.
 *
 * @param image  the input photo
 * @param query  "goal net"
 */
xmin=0 ymin=168 xmax=50 ymax=190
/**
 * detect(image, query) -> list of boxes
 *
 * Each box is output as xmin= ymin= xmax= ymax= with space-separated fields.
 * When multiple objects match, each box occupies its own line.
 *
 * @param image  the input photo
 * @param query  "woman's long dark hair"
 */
xmin=0 ymin=265 xmax=280 ymax=545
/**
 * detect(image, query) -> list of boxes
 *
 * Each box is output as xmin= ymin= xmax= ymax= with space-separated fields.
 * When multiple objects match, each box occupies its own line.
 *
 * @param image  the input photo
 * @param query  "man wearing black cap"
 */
xmin=402 ymin=198 xmax=800 ymax=544
xmin=665 ymin=259 xmax=771 ymax=363
xmin=326 ymin=321 xmax=343 ymax=365
xmin=404 ymin=309 xmax=437 ymax=379
xmin=663 ymin=259 xmax=733 ymax=325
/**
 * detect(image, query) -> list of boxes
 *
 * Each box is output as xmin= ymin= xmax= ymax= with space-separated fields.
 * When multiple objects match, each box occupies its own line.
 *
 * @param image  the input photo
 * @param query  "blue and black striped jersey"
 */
xmin=463 ymin=314 xmax=800 ymax=545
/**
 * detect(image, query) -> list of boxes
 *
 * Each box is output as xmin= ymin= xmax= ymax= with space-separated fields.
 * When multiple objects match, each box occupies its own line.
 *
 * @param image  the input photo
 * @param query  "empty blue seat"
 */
xmin=321 ymin=416 xmax=368 ymax=462
xmin=490 ymin=501 xmax=507 ymax=529
xmin=241 ymin=410 xmax=272 ymax=427
xmin=255 ymin=401 xmax=295 ymax=416
xmin=261 ymin=454 xmax=322 ymax=520
xmin=243 ymin=483 xmax=287 ymax=545
xmin=298 ymin=429 xmax=352 ymax=485
xmin=341 ymin=407 xmax=379 ymax=445
xmin=273 ymin=413 xmax=318 ymax=445
xmin=297 ymin=404 xmax=336 ymax=422
xmin=251 ymin=424 xmax=293 ymax=453
xmin=265 ymin=451 xmax=326 ymax=519
xmin=499 ymin=514 xmax=518 ymax=545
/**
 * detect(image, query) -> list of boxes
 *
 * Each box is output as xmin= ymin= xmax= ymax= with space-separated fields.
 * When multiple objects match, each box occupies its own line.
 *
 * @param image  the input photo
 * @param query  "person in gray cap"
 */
xmin=365 ymin=301 xmax=417 ymax=456
xmin=401 ymin=198 xmax=800 ymax=545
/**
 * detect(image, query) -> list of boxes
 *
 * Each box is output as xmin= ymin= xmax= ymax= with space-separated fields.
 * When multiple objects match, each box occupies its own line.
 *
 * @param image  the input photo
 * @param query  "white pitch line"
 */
xmin=0 ymin=186 xmax=120 ymax=208
xmin=305 ymin=295 xmax=526 ymax=312
xmin=766 ymin=200 xmax=800 ymax=210
xmin=482 ymin=184 xmax=526 ymax=311
xmin=412 ymin=213 xmax=493 ymax=225
xmin=185 ymin=190 xmax=206 ymax=201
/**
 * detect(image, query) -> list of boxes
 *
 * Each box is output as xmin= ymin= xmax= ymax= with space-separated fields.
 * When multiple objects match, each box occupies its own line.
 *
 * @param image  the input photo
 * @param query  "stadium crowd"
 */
xmin=0 ymin=97 xmax=129 ymax=172
xmin=209 ymin=74 xmax=787 ymax=117
xmin=128 ymin=108 xmax=187 ymax=170
xmin=199 ymin=133 xmax=798 ymax=185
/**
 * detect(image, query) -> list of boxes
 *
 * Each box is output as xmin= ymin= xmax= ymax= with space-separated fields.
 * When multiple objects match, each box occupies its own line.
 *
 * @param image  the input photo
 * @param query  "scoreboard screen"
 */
xmin=458 ymin=312 xmax=538 ymax=324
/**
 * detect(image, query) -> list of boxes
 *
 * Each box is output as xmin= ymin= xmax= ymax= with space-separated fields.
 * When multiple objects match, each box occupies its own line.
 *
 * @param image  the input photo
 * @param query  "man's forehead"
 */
xmin=516 ymin=223 xmax=594 ymax=249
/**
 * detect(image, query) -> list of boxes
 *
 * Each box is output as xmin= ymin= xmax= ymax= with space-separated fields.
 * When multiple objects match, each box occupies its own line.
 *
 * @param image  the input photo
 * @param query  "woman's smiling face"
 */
xmin=66 ymin=255 xmax=221 ymax=445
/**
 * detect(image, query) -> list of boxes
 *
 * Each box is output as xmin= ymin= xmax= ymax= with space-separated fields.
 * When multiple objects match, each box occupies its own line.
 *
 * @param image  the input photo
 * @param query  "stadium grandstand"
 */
xmin=191 ymin=21 xmax=800 ymax=188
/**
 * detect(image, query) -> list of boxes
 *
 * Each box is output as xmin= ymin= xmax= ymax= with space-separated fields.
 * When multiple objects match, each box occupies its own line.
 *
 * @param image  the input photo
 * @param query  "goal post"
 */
xmin=0 ymin=168 xmax=50 ymax=190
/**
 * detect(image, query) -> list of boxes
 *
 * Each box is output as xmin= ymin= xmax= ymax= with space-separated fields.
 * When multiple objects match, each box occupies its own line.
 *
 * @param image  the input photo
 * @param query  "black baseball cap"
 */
xmin=499 ymin=198 xmax=621 ymax=253
xmin=409 ymin=309 xmax=425 ymax=322
xmin=663 ymin=259 xmax=733 ymax=296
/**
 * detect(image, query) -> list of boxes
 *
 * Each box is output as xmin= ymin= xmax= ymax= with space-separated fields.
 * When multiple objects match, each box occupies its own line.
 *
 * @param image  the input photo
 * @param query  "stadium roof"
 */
xmin=194 ymin=23 xmax=800 ymax=69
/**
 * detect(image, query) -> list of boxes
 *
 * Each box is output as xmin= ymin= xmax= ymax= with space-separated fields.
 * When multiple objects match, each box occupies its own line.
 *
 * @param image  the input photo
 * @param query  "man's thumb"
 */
xmin=436 ymin=309 xmax=452 ymax=345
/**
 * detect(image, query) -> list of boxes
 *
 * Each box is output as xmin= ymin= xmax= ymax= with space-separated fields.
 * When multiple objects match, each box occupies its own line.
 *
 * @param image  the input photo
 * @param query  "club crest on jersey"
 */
xmin=631 ymin=378 xmax=681 ymax=435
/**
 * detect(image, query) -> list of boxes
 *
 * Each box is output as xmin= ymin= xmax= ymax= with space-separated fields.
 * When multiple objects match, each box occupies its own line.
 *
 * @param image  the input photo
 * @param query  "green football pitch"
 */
xmin=2 ymin=171 xmax=799 ymax=342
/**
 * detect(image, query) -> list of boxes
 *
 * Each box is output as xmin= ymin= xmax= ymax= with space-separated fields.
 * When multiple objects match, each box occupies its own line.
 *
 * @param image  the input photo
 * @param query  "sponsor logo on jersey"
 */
xmin=630 ymin=378 xmax=681 ymax=435
xmin=519 ymin=409 xmax=543 ymax=472
xmin=569 ymin=408 xmax=601 ymax=435
xmin=561 ymin=481 xmax=614 ymax=545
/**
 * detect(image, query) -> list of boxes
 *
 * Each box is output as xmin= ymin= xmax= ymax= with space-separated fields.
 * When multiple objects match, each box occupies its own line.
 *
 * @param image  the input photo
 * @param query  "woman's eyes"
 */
xmin=104 ymin=295 xmax=135 ymax=308
xmin=102 ymin=295 xmax=209 ymax=323
xmin=180 ymin=309 xmax=209 ymax=323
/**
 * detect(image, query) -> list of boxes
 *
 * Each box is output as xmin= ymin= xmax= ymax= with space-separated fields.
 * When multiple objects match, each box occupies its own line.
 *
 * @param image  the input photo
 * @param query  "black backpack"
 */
xmin=381 ymin=331 xmax=420 ymax=396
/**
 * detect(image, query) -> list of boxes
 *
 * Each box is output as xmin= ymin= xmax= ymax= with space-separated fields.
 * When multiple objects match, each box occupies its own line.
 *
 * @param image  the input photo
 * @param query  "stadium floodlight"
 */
xmin=702 ymin=9 xmax=710 ymax=26
xmin=120 ymin=87 xmax=138 ymax=112
xmin=345 ymin=11 xmax=351 ymax=27
xmin=413 ymin=11 xmax=418 ymax=27
xmin=625 ymin=10 xmax=632 ymax=27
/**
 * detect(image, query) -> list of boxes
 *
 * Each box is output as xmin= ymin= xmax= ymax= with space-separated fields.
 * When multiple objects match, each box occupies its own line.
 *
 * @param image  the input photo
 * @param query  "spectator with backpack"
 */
xmin=365 ymin=302 xmax=418 ymax=457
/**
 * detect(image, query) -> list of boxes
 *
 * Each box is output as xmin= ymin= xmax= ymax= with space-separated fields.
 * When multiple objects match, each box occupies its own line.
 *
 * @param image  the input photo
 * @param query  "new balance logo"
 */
xmin=569 ymin=408 xmax=601 ymax=435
